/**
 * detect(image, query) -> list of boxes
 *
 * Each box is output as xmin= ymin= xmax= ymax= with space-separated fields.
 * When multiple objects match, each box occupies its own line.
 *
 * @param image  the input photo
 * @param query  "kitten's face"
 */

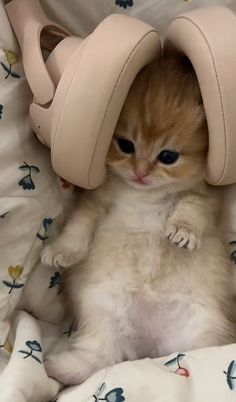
xmin=107 ymin=57 xmax=208 ymax=191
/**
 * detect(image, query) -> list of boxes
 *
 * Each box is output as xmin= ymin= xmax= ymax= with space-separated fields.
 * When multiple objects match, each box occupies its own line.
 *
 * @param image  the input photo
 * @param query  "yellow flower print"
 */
xmin=4 ymin=339 xmax=12 ymax=354
xmin=8 ymin=265 xmax=24 ymax=280
xmin=3 ymin=49 xmax=19 ymax=65
xmin=0 ymin=338 xmax=12 ymax=354
xmin=2 ymin=265 xmax=24 ymax=294
xmin=1 ymin=49 xmax=20 ymax=79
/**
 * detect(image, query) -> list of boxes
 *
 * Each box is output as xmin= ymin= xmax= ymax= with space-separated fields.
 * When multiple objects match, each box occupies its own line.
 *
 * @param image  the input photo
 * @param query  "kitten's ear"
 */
xmin=180 ymin=55 xmax=207 ymax=124
xmin=196 ymin=104 xmax=206 ymax=124
xmin=122 ymin=58 xmax=159 ymax=109
xmin=178 ymin=55 xmax=194 ymax=74
xmin=132 ymin=57 xmax=160 ymax=87
xmin=179 ymin=55 xmax=204 ymax=106
xmin=195 ymin=83 xmax=205 ymax=112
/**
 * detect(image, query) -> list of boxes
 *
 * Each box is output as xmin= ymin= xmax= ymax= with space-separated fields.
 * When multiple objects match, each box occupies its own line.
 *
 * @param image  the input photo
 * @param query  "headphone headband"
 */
xmin=6 ymin=1 xmax=236 ymax=187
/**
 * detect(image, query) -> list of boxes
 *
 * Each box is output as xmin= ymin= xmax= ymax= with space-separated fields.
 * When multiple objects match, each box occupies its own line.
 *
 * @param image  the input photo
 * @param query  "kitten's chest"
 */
xmin=101 ymin=195 xmax=173 ymax=234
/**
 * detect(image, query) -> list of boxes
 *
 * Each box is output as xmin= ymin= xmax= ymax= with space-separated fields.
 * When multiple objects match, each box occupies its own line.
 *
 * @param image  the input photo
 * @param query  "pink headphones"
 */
xmin=6 ymin=0 xmax=236 ymax=188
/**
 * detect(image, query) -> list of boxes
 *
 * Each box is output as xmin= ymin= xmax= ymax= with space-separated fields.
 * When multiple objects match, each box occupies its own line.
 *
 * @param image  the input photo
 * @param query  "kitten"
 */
xmin=42 ymin=56 xmax=236 ymax=385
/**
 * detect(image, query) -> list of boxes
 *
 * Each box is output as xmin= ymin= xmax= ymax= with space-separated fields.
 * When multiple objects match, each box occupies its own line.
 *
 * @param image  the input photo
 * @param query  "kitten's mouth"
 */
xmin=131 ymin=177 xmax=149 ymax=185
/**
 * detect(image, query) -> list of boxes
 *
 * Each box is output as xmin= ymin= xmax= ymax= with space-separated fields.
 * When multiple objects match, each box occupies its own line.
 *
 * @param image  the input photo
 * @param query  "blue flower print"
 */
xmin=43 ymin=218 xmax=53 ymax=232
xmin=18 ymin=162 xmax=40 ymax=190
xmin=229 ymin=241 xmax=236 ymax=264
xmin=19 ymin=340 xmax=42 ymax=363
xmin=94 ymin=383 xmax=125 ymax=402
xmin=37 ymin=217 xmax=53 ymax=241
xmin=224 ymin=360 xmax=236 ymax=390
xmin=230 ymin=251 xmax=236 ymax=264
xmin=0 ymin=104 xmax=3 ymax=119
xmin=49 ymin=271 xmax=63 ymax=294
xmin=115 ymin=0 xmax=133 ymax=9
xmin=164 ymin=353 xmax=190 ymax=377
xmin=26 ymin=340 xmax=42 ymax=352
xmin=64 ymin=321 xmax=77 ymax=338
xmin=18 ymin=175 xmax=35 ymax=190
xmin=104 ymin=388 xmax=125 ymax=402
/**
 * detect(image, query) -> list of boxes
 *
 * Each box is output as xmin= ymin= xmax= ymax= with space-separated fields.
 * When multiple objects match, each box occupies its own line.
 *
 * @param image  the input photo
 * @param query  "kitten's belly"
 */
xmin=129 ymin=296 xmax=197 ymax=358
xmin=83 ymin=229 xmax=203 ymax=357
xmin=77 ymin=208 xmax=228 ymax=358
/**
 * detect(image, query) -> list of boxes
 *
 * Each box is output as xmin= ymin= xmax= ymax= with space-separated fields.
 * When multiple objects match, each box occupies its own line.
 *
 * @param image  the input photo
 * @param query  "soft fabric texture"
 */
xmin=0 ymin=0 xmax=236 ymax=401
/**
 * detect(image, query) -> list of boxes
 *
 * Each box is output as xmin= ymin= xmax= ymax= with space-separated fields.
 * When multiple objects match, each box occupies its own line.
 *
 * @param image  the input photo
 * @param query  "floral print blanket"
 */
xmin=0 ymin=0 xmax=236 ymax=401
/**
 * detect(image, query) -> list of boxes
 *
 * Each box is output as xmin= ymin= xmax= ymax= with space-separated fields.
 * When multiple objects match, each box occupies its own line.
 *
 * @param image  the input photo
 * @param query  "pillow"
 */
xmin=41 ymin=0 xmax=236 ymax=36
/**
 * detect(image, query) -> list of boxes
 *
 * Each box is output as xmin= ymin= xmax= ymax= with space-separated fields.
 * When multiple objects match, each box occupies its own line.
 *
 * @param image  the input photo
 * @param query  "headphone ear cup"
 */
xmin=8 ymin=0 xmax=161 ymax=189
xmin=39 ymin=15 xmax=161 ymax=189
xmin=164 ymin=6 xmax=236 ymax=186
xmin=6 ymin=0 xmax=70 ymax=105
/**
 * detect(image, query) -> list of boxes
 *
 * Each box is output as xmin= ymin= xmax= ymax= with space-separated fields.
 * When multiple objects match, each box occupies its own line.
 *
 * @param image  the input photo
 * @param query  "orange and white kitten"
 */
xmin=42 ymin=56 xmax=236 ymax=385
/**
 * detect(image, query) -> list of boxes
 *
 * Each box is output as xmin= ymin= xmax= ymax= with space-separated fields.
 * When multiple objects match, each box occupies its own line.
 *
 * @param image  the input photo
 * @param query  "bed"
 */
xmin=0 ymin=0 xmax=236 ymax=401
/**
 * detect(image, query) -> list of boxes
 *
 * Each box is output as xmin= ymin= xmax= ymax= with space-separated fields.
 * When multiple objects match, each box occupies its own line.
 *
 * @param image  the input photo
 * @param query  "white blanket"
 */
xmin=0 ymin=1 xmax=236 ymax=401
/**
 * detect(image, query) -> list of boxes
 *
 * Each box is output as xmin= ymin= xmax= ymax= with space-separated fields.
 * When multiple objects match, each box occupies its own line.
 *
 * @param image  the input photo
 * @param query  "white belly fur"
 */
xmin=69 ymin=196 xmax=231 ymax=358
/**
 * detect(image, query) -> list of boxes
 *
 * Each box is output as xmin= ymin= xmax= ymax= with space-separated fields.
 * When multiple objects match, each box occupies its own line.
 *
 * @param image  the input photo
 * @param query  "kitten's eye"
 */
xmin=157 ymin=150 xmax=180 ymax=165
xmin=116 ymin=137 xmax=135 ymax=154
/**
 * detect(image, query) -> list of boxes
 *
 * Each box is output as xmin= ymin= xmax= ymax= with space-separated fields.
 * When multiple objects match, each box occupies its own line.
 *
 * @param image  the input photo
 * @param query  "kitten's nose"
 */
xmin=134 ymin=170 xmax=148 ymax=179
xmin=134 ymin=159 xmax=151 ymax=181
xmin=133 ymin=170 xmax=149 ymax=184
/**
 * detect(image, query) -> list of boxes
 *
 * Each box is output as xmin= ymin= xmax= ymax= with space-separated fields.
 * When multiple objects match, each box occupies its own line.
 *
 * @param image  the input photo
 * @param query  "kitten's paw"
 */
xmin=165 ymin=223 xmax=200 ymax=250
xmin=41 ymin=244 xmax=82 ymax=268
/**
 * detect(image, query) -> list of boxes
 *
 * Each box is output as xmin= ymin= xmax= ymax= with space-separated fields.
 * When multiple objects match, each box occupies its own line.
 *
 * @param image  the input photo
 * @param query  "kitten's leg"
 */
xmin=186 ymin=313 xmax=236 ymax=351
xmin=165 ymin=192 xmax=219 ymax=250
xmin=42 ymin=193 xmax=107 ymax=268
xmin=161 ymin=304 xmax=235 ymax=356
xmin=44 ymin=314 xmax=125 ymax=385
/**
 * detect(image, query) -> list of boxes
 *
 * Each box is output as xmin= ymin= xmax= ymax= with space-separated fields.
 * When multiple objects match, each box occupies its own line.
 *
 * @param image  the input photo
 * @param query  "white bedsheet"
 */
xmin=0 ymin=1 xmax=236 ymax=401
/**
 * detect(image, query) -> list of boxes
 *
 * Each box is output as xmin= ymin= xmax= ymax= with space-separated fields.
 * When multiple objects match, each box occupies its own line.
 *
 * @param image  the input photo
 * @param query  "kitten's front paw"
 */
xmin=165 ymin=223 xmax=200 ymax=250
xmin=41 ymin=244 xmax=83 ymax=268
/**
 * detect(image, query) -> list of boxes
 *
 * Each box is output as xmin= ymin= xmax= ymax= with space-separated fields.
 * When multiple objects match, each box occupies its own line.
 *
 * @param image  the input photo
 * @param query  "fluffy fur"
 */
xmin=42 ymin=56 xmax=236 ymax=385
